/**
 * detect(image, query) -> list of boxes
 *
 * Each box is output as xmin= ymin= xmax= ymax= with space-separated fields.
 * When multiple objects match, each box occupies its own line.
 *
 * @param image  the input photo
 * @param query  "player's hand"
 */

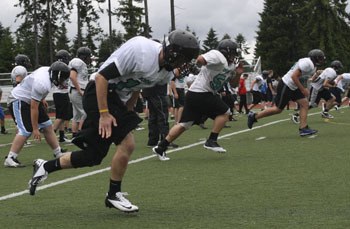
xmin=99 ymin=112 xmax=117 ymax=138
xmin=32 ymin=129 xmax=41 ymax=142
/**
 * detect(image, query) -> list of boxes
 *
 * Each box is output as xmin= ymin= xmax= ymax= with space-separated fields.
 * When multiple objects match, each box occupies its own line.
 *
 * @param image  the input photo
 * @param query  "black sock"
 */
xmin=158 ymin=139 xmax=170 ymax=148
xmin=1 ymin=126 xmax=5 ymax=132
xmin=108 ymin=179 xmax=121 ymax=198
xmin=209 ymin=132 xmax=219 ymax=141
xmin=324 ymin=109 xmax=329 ymax=112
xmin=43 ymin=159 xmax=62 ymax=173
xmin=72 ymin=132 xmax=78 ymax=138
xmin=59 ymin=130 xmax=65 ymax=139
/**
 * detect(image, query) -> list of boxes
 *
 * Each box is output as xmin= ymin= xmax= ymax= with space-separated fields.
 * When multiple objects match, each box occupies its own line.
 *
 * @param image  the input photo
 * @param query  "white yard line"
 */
xmin=0 ymin=110 xmax=334 ymax=201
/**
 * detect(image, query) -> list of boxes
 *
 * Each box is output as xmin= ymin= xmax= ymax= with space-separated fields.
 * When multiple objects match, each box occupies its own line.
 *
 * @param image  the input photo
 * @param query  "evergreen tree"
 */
xmin=221 ymin=33 xmax=231 ymax=40
xmin=235 ymin=33 xmax=250 ymax=56
xmin=256 ymin=0 xmax=350 ymax=75
xmin=98 ymin=30 xmax=124 ymax=63
xmin=56 ymin=23 xmax=70 ymax=51
xmin=0 ymin=23 xmax=15 ymax=72
xmin=202 ymin=27 xmax=219 ymax=53
xmin=115 ymin=0 xmax=144 ymax=41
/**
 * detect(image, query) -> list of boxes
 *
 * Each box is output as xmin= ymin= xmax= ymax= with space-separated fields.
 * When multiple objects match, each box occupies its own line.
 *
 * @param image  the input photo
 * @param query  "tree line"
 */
xmin=256 ymin=0 xmax=350 ymax=76
xmin=0 ymin=0 xmax=349 ymax=75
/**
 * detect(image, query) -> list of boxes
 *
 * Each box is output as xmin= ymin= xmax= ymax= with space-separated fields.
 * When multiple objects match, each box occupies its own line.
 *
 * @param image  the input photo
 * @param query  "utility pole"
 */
xmin=144 ymin=0 xmax=150 ymax=37
xmin=170 ymin=0 xmax=175 ymax=31
xmin=33 ymin=0 xmax=39 ymax=67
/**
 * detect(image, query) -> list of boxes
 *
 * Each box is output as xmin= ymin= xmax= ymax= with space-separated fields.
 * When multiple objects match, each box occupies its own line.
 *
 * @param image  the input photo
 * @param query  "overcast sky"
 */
xmin=0 ymin=0 xmax=265 ymax=59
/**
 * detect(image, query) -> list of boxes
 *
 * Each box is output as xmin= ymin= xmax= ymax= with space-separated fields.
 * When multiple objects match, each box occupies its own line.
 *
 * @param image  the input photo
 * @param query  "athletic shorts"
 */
xmin=180 ymin=91 xmax=229 ymax=125
xmin=77 ymin=81 xmax=142 ymax=146
xmin=69 ymin=88 xmax=86 ymax=121
xmin=329 ymin=87 xmax=342 ymax=104
xmin=274 ymin=80 xmax=305 ymax=110
xmin=9 ymin=100 xmax=52 ymax=137
xmin=173 ymin=88 xmax=185 ymax=108
xmin=251 ymin=90 xmax=263 ymax=104
xmin=53 ymin=93 xmax=73 ymax=120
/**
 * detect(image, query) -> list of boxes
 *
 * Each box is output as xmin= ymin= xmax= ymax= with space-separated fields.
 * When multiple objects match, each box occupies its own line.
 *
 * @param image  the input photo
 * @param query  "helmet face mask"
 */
xmin=49 ymin=61 xmax=70 ymax=87
xmin=163 ymin=29 xmax=200 ymax=71
xmin=217 ymin=39 xmax=239 ymax=64
xmin=308 ymin=49 xmax=325 ymax=67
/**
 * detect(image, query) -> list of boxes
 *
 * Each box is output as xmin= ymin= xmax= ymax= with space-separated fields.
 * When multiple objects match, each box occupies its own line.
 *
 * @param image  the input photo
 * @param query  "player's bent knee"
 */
xmin=70 ymin=147 xmax=108 ymax=168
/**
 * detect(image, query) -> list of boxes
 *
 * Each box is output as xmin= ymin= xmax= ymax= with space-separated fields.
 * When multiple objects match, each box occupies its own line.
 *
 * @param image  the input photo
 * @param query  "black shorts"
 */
xmin=274 ymin=80 xmax=305 ymax=110
xmin=251 ymin=90 xmax=263 ymax=104
xmin=9 ymin=100 xmax=51 ymax=136
xmin=174 ymin=88 xmax=185 ymax=108
xmin=53 ymin=93 xmax=73 ymax=120
xmin=313 ymin=88 xmax=333 ymax=105
xmin=80 ymin=81 xmax=142 ymax=146
xmin=329 ymin=87 xmax=342 ymax=104
xmin=180 ymin=91 xmax=229 ymax=125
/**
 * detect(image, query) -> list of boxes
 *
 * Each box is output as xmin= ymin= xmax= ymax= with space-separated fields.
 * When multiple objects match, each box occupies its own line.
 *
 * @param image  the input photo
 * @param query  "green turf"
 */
xmin=0 ymin=108 xmax=349 ymax=228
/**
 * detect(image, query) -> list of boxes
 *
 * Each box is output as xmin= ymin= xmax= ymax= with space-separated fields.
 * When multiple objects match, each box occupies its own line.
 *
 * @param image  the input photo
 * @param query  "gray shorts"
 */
xmin=69 ymin=89 xmax=87 ymax=121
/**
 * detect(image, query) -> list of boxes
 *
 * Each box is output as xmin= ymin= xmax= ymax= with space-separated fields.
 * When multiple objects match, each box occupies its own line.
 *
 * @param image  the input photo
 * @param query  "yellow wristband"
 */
xmin=99 ymin=109 xmax=109 ymax=113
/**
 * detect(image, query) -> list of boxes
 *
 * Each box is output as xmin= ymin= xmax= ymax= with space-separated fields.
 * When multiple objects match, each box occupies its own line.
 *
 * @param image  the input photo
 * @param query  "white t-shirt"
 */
xmin=336 ymin=73 xmax=350 ymax=92
xmin=174 ymin=77 xmax=186 ymax=89
xmin=282 ymin=57 xmax=316 ymax=90
xmin=252 ymin=75 xmax=265 ymax=92
xmin=10 ymin=66 xmax=53 ymax=104
xmin=11 ymin=66 xmax=28 ymax=83
xmin=68 ymin=57 xmax=89 ymax=89
xmin=189 ymin=50 xmax=236 ymax=93
xmin=99 ymin=36 xmax=174 ymax=100
xmin=311 ymin=67 xmax=337 ymax=90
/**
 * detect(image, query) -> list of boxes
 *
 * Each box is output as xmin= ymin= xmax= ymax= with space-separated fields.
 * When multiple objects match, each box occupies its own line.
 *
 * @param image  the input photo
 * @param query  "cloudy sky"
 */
xmin=0 ymin=0 xmax=265 ymax=58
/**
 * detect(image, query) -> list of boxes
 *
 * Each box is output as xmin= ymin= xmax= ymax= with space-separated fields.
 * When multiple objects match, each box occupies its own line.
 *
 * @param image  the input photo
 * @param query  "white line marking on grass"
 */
xmin=256 ymin=136 xmax=266 ymax=140
xmin=0 ymin=110 xmax=340 ymax=201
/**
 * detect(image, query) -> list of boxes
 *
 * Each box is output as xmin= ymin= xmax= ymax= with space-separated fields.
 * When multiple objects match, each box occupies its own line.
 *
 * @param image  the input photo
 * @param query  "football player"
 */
xmin=152 ymin=39 xmax=242 ymax=159
xmin=247 ymin=49 xmax=325 ymax=137
xmin=68 ymin=47 xmax=91 ymax=138
xmin=28 ymin=30 xmax=200 ymax=213
xmin=5 ymin=61 xmax=70 ymax=168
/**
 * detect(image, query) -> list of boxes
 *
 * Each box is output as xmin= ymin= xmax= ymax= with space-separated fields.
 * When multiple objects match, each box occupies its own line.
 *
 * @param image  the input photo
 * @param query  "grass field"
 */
xmin=0 ymin=107 xmax=349 ymax=228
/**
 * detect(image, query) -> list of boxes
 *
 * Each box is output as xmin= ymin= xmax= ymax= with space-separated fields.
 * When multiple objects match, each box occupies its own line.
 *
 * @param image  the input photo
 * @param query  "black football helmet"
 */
xmin=308 ymin=49 xmax=325 ymax=66
xmin=262 ymin=70 xmax=269 ymax=79
xmin=49 ymin=61 xmax=70 ymax=86
xmin=163 ymin=29 xmax=200 ymax=71
xmin=330 ymin=60 xmax=343 ymax=74
xmin=15 ymin=54 xmax=31 ymax=68
xmin=77 ymin=47 xmax=92 ymax=64
xmin=217 ymin=39 xmax=239 ymax=64
xmin=55 ymin=49 xmax=71 ymax=65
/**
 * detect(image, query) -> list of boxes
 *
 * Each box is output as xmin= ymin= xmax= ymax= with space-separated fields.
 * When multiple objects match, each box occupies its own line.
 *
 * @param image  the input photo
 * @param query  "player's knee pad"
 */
xmin=179 ymin=121 xmax=193 ymax=130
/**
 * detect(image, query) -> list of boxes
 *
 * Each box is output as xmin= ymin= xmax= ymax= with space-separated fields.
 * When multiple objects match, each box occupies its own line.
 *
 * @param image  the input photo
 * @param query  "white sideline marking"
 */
xmin=0 ymin=110 xmax=335 ymax=201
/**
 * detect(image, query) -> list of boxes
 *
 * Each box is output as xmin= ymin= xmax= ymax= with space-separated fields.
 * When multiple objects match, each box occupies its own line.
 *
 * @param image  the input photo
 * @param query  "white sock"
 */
xmin=53 ymin=147 xmax=61 ymax=156
xmin=8 ymin=151 xmax=18 ymax=158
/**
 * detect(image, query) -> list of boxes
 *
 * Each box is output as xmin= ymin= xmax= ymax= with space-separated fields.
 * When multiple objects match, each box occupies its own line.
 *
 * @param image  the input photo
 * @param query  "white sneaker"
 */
xmin=321 ymin=112 xmax=334 ymax=119
xmin=105 ymin=192 xmax=139 ymax=213
xmin=152 ymin=146 xmax=170 ymax=161
xmin=4 ymin=156 xmax=25 ymax=168
xmin=28 ymin=159 xmax=48 ymax=195
xmin=291 ymin=113 xmax=300 ymax=124
xmin=203 ymin=139 xmax=226 ymax=153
